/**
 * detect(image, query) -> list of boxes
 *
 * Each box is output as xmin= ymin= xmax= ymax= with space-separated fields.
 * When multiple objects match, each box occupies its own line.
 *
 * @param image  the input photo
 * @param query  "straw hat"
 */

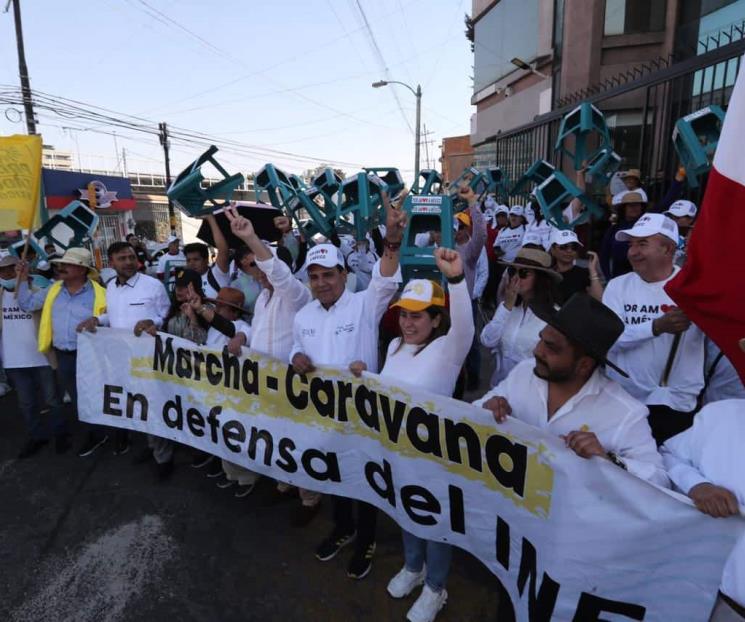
xmin=498 ymin=247 xmax=562 ymax=283
xmin=50 ymin=247 xmax=99 ymax=279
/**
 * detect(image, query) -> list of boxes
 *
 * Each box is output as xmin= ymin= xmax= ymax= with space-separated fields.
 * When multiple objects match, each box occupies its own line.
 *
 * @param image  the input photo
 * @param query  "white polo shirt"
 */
xmin=97 ymin=272 xmax=170 ymax=330
xmin=474 ymin=358 xmax=669 ymax=487
xmin=602 ymin=267 xmax=705 ymax=412
xmin=250 ymin=255 xmax=311 ymax=360
xmin=290 ymin=260 xmax=399 ymax=373
xmin=661 ymin=400 xmax=745 ymax=606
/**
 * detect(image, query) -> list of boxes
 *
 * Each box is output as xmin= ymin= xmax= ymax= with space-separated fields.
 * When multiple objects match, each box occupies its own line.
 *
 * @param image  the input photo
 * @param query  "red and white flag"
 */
xmin=665 ymin=56 xmax=745 ymax=383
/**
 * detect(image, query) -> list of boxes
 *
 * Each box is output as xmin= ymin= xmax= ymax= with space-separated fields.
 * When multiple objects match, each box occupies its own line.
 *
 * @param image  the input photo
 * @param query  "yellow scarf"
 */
xmin=38 ymin=279 xmax=107 ymax=353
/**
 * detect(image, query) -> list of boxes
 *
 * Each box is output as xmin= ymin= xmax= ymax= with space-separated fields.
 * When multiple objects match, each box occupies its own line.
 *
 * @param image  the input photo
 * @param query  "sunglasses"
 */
xmin=557 ymin=243 xmax=579 ymax=251
xmin=507 ymin=267 xmax=535 ymax=279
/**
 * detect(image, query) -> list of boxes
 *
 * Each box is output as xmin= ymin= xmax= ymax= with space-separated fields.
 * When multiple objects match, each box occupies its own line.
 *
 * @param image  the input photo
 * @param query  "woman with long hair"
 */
xmin=349 ymin=247 xmax=473 ymax=622
xmin=481 ymin=247 xmax=561 ymax=386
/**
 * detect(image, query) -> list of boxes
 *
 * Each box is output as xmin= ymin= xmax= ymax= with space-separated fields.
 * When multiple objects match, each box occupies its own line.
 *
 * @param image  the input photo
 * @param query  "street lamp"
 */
xmin=510 ymin=57 xmax=548 ymax=79
xmin=372 ymin=79 xmax=422 ymax=184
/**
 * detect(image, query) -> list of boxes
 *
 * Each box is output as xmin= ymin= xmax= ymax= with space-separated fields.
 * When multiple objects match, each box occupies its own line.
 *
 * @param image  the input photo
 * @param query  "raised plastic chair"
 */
xmin=485 ymin=166 xmax=511 ymax=199
xmin=585 ymin=147 xmax=622 ymax=185
xmin=672 ymin=104 xmax=725 ymax=188
xmin=254 ymin=163 xmax=296 ymax=210
xmin=336 ymin=172 xmax=388 ymax=241
xmin=554 ymin=102 xmax=611 ymax=170
xmin=399 ymin=193 xmax=455 ymax=284
xmin=417 ymin=169 xmax=443 ymax=196
xmin=32 ymin=201 xmax=99 ymax=254
xmin=533 ymin=171 xmax=604 ymax=230
xmin=167 ymin=145 xmax=245 ymax=218
xmin=365 ymin=168 xmax=404 ymax=199
xmin=510 ymin=159 xmax=556 ymax=196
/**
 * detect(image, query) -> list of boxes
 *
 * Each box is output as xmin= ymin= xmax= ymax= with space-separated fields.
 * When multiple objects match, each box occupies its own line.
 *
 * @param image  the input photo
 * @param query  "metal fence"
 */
xmin=486 ymin=39 xmax=745 ymax=208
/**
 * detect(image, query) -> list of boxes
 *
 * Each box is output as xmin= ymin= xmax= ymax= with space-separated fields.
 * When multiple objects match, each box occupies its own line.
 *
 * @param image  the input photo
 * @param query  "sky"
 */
xmin=0 ymin=0 xmax=474 ymax=186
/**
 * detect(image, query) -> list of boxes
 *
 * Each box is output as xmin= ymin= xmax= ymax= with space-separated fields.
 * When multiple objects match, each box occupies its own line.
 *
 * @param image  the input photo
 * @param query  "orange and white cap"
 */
xmin=390 ymin=279 xmax=446 ymax=312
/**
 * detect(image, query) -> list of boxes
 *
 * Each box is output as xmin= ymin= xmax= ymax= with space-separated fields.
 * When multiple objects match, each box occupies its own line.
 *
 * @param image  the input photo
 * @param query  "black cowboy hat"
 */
xmin=529 ymin=293 xmax=628 ymax=378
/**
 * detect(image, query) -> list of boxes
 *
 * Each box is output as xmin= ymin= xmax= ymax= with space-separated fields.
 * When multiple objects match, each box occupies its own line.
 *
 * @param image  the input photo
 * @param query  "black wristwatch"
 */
xmin=446 ymin=273 xmax=465 ymax=285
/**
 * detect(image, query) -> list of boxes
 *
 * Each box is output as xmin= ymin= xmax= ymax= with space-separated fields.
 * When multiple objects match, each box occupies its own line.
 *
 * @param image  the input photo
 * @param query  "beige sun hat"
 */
xmin=50 ymin=247 xmax=99 ymax=279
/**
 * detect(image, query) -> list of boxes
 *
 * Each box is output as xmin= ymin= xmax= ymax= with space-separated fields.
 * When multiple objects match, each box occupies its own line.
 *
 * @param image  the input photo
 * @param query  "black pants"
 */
xmin=333 ymin=497 xmax=377 ymax=546
xmin=647 ymin=404 xmax=695 ymax=446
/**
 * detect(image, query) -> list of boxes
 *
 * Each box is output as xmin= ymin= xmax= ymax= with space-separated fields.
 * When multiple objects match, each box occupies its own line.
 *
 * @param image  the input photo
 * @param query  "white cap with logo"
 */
xmin=549 ymin=228 xmax=583 ymax=247
xmin=615 ymin=213 xmax=679 ymax=244
xmin=665 ymin=199 xmax=698 ymax=219
xmin=509 ymin=205 xmax=524 ymax=217
xmin=305 ymin=243 xmax=346 ymax=269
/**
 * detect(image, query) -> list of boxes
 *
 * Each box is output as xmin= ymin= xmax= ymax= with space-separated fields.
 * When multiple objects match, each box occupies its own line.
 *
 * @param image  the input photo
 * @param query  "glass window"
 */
xmin=473 ymin=0 xmax=540 ymax=93
xmin=604 ymin=0 xmax=667 ymax=35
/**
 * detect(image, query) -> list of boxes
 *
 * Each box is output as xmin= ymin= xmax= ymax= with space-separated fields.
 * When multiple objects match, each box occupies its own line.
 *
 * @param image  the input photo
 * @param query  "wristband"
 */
xmin=446 ymin=273 xmax=465 ymax=284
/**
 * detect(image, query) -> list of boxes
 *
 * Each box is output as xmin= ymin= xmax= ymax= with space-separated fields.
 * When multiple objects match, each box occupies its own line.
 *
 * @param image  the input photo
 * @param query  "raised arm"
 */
xmin=435 ymin=248 xmax=474 ymax=363
xmin=205 ymin=214 xmax=230 ymax=275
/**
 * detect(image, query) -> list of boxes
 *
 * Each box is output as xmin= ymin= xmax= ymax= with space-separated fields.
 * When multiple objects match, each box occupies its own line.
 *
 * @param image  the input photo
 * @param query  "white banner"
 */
xmin=78 ymin=329 xmax=745 ymax=621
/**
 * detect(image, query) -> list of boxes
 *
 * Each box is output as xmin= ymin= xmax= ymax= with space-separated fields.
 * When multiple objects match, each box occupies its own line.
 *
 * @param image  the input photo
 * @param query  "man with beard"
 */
xmin=473 ymin=293 xmax=668 ymax=487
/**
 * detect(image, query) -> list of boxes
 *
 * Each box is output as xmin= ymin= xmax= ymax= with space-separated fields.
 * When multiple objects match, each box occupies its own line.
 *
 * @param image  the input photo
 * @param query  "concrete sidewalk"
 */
xmin=0 ymin=391 xmax=500 ymax=622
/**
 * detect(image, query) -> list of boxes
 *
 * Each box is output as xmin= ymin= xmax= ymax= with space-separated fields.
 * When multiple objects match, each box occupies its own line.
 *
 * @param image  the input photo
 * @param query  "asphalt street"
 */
xmin=0 ymin=385 xmax=500 ymax=622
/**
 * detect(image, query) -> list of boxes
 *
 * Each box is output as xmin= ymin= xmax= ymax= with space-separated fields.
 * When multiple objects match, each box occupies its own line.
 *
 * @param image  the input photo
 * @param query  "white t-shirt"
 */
xmin=206 ymin=319 xmax=251 ymax=350
xmin=661 ymin=400 xmax=745 ymax=606
xmin=493 ymin=225 xmax=525 ymax=262
xmin=380 ymin=280 xmax=473 ymax=397
xmin=0 ymin=289 xmax=49 ymax=369
xmin=602 ymin=267 xmax=705 ymax=412
xmin=525 ymin=219 xmax=552 ymax=250
xmin=156 ymin=251 xmax=186 ymax=287
xmin=201 ymin=264 xmax=230 ymax=299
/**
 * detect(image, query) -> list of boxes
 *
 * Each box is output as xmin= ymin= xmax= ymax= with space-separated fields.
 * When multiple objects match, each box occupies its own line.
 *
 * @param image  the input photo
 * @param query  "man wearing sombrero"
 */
xmin=17 ymin=247 xmax=107 ymax=456
xmin=474 ymin=293 xmax=668 ymax=487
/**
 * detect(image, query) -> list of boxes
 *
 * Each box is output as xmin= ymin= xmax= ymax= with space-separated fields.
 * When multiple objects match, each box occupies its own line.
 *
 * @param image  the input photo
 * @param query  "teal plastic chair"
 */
xmin=586 ymin=148 xmax=622 ymax=185
xmin=417 ymin=169 xmax=442 ymax=195
xmin=399 ymin=193 xmax=455 ymax=285
xmin=32 ymin=201 xmax=99 ymax=255
xmin=167 ymin=146 xmax=245 ymax=217
xmin=10 ymin=236 xmax=47 ymax=267
xmin=449 ymin=166 xmax=487 ymax=198
xmin=672 ymin=104 xmax=725 ymax=188
xmin=533 ymin=171 xmax=604 ymax=230
xmin=365 ymin=168 xmax=404 ymax=199
xmin=485 ymin=166 xmax=511 ymax=200
xmin=254 ymin=163 xmax=296 ymax=210
xmin=554 ymin=103 xmax=611 ymax=170
xmin=336 ymin=173 xmax=388 ymax=241
xmin=510 ymin=159 xmax=556 ymax=195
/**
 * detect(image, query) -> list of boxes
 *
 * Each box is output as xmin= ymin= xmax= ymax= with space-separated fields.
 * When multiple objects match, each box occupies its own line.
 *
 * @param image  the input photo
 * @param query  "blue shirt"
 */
xmin=18 ymin=280 xmax=95 ymax=351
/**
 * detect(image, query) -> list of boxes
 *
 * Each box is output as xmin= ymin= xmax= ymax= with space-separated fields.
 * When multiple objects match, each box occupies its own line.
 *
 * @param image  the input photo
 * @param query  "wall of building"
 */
xmin=439 ymin=135 xmax=475 ymax=183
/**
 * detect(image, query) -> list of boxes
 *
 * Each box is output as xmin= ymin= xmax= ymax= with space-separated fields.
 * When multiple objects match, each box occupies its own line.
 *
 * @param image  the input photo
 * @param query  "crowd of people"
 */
xmin=0 ymin=170 xmax=743 ymax=622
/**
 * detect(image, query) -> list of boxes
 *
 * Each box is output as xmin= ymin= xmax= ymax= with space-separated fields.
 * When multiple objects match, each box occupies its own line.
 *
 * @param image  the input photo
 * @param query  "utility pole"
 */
xmin=10 ymin=0 xmax=37 ymax=135
xmin=158 ymin=122 xmax=176 ymax=233
xmin=121 ymin=147 xmax=128 ymax=177
xmin=414 ymin=83 xmax=421 ymax=184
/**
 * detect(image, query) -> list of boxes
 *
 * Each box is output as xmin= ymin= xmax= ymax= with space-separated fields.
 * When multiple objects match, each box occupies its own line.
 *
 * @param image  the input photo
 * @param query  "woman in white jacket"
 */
xmin=349 ymin=247 xmax=473 ymax=622
xmin=481 ymin=247 xmax=561 ymax=386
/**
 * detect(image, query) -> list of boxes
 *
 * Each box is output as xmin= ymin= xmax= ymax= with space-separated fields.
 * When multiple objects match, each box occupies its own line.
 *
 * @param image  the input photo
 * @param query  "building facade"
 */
xmin=469 ymin=0 xmax=745 ymax=184
xmin=439 ymin=134 xmax=475 ymax=183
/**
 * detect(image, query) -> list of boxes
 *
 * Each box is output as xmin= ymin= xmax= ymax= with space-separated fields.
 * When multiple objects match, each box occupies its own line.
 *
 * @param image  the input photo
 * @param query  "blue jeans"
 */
xmin=402 ymin=530 xmax=452 ymax=592
xmin=6 ymin=366 xmax=65 ymax=440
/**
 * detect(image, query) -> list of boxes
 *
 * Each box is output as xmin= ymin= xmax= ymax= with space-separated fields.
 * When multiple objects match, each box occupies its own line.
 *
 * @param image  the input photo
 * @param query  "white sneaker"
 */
xmin=406 ymin=585 xmax=447 ymax=622
xmin=387 ymin=565 xmax=426 ymax=599
xmin=63 ymin=391 xmax=71 ymax=404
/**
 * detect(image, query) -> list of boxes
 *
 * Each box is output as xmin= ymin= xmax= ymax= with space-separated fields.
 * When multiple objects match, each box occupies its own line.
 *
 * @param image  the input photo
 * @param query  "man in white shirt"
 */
xmin=290 ymin=198 xmax=406 ymax=581
xmin=345 ymin=239 xmax=378 ymax=291
xmin=602 ymin=213 xmax=705 ymax=445
xmin=475 ymin=293 xmax=668 ymax=487
xmin=493 ymin=205 xmax=526 ymax=263
xmin=155 ymin=235 xmax=185 ymax=286
xmin=78 ymin=241 xmax=171 ymax=460
xmin=184 ymin=214 xmax=231 ymax=299
xmin=661 ymin=399 xmax=745 ymax=621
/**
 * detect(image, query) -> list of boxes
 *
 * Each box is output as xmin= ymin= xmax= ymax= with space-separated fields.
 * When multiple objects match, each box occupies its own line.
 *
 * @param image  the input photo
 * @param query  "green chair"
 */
xmin=417 ymin=169 xmax=443 ymax=195
xmin=672 ymin=104 xmax=725 ymax=188
xmin=336 ymin=172 xmax=388 ymax=241
xmin=533 ymin=171 xmax=603 ymax=230
xmin=485 ymin=166 xmax=510 ymax=200
xmin=510 ymin=159 xmax=556 ymax=196
xmin=254 ymin=163 xmax=296 ymax=210
xmin=167 ymin=146 xmax=245 ymax=218
xmin=365 ymin=168 xmax=404 ymax=199
xmin=586 ymin=147 xmax=622 ymax=185
xmin=554 ymin=102 xmax=611 ymax=170
xmin=32 ymin=201 xmax=99 ymax=255
xmin=399 ymin=193 xmax=455 ymax=285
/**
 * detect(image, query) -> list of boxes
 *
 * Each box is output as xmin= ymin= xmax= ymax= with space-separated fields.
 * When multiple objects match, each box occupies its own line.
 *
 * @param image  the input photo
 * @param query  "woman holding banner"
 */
xmin=350 ymin=247 xmax=473 ymax=622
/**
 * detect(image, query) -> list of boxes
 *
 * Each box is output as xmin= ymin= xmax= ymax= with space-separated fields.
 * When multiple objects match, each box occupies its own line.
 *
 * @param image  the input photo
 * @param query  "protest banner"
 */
xmin=77 ymin=329 xmax=745 ymax=621
xmin=0 ymin=134 xmax=42 ymax=232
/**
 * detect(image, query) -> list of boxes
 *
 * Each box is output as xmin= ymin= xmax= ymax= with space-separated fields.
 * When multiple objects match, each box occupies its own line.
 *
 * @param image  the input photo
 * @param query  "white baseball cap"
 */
xmin=665 ymin=199 xmax=697 ymax=219
xmin=495 ymin=204 xmax=509 ymax=216
xmin=305 ymin=243 xmax=345 ymax=269
xmin=509 ymin=205 xmax=524 ymax=217
xmin=521 ymin=231 xmax=545 ymax=248
xmin=549 ymin=228 xmax=583 ymax=247
xmin=166 ymin=234 xmax=180 ymax=244
xmin=615 ymin=213 xmax=679 ymax=244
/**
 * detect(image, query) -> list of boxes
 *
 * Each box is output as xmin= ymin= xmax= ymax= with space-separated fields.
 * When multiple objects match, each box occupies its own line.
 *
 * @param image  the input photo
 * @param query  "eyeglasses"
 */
xmin=507 ymin=267 xmax=535 ymax=279
xmin=557 ymin=243 xmax=579 ymax=251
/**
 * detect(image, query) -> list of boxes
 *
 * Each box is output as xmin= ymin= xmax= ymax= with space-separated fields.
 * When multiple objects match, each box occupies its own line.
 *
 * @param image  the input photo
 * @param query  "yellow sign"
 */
xmin=0 ymin=134 xmax=42 ymax=232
